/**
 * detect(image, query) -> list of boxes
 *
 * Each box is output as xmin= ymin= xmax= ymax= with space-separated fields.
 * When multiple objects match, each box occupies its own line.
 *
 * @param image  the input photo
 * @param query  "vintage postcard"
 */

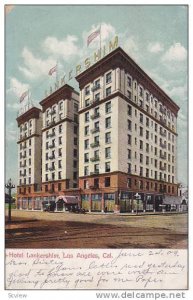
xmin=4 ymin=2 xmax=189 ymax=296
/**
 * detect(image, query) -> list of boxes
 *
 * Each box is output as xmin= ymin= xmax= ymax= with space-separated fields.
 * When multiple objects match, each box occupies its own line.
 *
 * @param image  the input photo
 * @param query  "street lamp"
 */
xmin=5 ymin=178 xmax=15 ymax=223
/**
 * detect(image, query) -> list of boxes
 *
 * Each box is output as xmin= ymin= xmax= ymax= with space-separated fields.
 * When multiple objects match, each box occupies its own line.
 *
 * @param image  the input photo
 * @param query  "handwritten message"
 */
xmin=5 ymin=249 xmax=187 ymax=290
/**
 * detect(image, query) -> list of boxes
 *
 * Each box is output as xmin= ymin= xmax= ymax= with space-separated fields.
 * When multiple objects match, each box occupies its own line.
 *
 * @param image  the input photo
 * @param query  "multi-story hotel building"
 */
xmin=39 ymin=84 xmax=79 ymax=196
xmin=76 ymin=47 xmax=179 ymax=213
xmin=16 ymin=106 xmax=42 ymax=209
xmin=16 ymin=47 xmax=180 ymax=213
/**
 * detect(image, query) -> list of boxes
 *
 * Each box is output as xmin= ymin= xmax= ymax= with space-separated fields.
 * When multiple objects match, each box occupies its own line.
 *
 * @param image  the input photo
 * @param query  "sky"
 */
xmin=5 ymin=5 xmax=188 ymax=188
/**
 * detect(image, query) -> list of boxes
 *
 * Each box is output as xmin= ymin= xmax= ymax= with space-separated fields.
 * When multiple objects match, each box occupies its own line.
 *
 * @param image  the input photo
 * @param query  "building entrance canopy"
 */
xmin=55 ymin=195 xmax=79 ymax=204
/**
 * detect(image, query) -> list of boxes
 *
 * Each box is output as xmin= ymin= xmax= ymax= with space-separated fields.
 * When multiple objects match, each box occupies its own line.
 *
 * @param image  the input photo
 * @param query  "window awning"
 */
xmin=55 ymin=195 xmax=79 ymax=204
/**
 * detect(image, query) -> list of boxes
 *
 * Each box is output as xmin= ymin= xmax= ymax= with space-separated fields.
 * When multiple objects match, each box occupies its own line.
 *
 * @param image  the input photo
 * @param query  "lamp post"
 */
xmin=5 ymin=178 xmax=15 ymax=223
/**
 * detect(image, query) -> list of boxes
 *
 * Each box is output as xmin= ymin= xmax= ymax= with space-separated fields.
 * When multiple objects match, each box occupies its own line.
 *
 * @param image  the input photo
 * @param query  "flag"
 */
xmin=87 ymin=28 xmax=100 ymax=46
xmin=20 ymin=90 xmax=28 ymax=103
xmin=48 ymin=64 xmax=57 ymax=76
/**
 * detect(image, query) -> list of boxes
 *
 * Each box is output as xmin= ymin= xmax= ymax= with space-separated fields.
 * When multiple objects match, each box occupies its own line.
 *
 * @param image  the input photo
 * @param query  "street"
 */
xmin=5 ymin=210 xmax=188 ymax=249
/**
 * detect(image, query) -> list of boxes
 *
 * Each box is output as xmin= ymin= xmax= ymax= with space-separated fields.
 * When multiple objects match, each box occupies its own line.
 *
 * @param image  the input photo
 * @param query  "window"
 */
xmin=155 ymin=135 xmax=157 ymax=144
xmin=94 ymin=79 xmax=100 ymax=89
xmin=140 ymin=113 xmax=143 ymax=124
xmin=105 ymin=162 xmax=111 ymax=172
xmin=95 ymin=93 xmax=100 ymax=101
xmin=140 ymin=127 xmax=143 ymax=137
xmin=105 ymin=177 xmax=111 ymax=187
xmin=45 ymin=174 xmax=48 ymax=181
xmin=146 ymin=130 xmax=149 ymax=140
xmin=85 ymin=99 xmax=90 ymax=107
xmin=146 ymin=156 xmax=149 ymax=165
xmin=29 ymin=149 xmax=31 ymax=156
xmin=73 ymin=172 xmax=77 ymax=180
xmin=105 ymin=132 xmax=111 ymax=144
xmin=74 ymin=126 xmax=78 ymax=134
xmin=73 ymin=160 xmax=77 ymax=168
xmin=154 ymin=147 xmax=157 ymax=156
xmin=85 ymin=86 xmax=90 ymax=95
xmin=85 ymin=112 xmax=89 ymax=122
xmin=128 ymin=76 xmax=132 ymax=87
xmin=74 ymin=137 xmax=77 ymax=145
xmin=94 ymin=178 xmax=99 ymax=188
xmin=128 ymin=120 xmax=132 ymax=131
xmin=74 ymin=114 xmax=78 ymax=123
xmin=84 ymin=139 xmax=89 ymax=149
xmin=140 ymin=167 xmax=143 ymax=176
xmin=84 ymin=153 xmax=89 ymax=163
xmin=128 ymin=149 xmax=131 ymax=159
xmin=58 ymin=172 xmax=62 ymax=180
xmin=127 ymin=90 xmax=131 ymax=100
xmin=146 ymin=93 xmax=149 ymax=102
xmin=58 ymin=182 xmax=62 ymax=190
xmin=84 ymin=166 xmax=89 ymax=176
xmin=58 ymin=148 xmax=62 ymax=157
xmin=73 ymin=149 xmax=77 ymax=157
xmin=59 ymin=136 xmax=62 ymax=145
xmin=128 ymin=134 xmax=131 ymax=145
xmin=105 ymin=147 xmax=111 ymax=159
xmin=140 ymin=140 xmax=143 ymax=150
xmin=29 ymin=158 xmax=31 ymax=166
xmin=84 ymin=125 xmax=89 ymax=136
xmin=106 ymin=72 xmax=112 ymax=84
xmin=139 ymin=86 xmax=143 ymax=97
xmin=105 ymin=101 xmax=111 ymax=113
xmin=84 ymin=180 xmax=89 ymax=189
xmin=94 ymin=164 xmax=99 ymax=173
xmin=128 ymin=163 xmax=131 ymax=174
xmin=58 ymin=160 xmax=62 ymax=168
xmin=146 ymin=169 xmax=149 ymax=178
xmin=74 ymin=103 xmax=78 ymax=112
xmin=59 ymin=124 xmax=62 ymax=133
xmin=106 ymin=87 xmax=111 ymax=97
xmin=105 ymin=117 xmax=111 ymax=129
xmin=59 ymin=113 xmax=63 ymax=120
xmin=140 ymin=154 xmax=143 ymax=163
xmin=128 ymin=105 xmax=132 ymax=116
xmin=29 ymin=139 xmax=31 ymax=146
xmin=146 ymin=117 xmax=149 ymax=127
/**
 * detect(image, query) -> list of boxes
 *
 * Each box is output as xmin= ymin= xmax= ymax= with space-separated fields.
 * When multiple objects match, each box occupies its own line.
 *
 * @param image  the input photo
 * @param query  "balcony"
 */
xmin=20 ymin=172 xmax=26 ymax=177
xmin=160 ymin=166 xmax=166 ymax=171
xmin=20 ymin=163 xmax=26 ymax=167
xmin=49 ymin=166 xmax=55 ymax=171
xmin=89 ymin=185 xmax=99 ymax=189
xmin=49 ymin=144 xmax=55 ymax=149
xmin=90 ymin=156 xmax=100 ymax=162
xmin=160 ymin=130 xmax=166 ymax=137
xmin=91 ymin=84 xmax=100 ymax=92
xmin=160 ymin=143 xmax=166 ymax=149
xmin=48 ymin=132 xmax=56 ymax=138
xmin=50 ymin=110 xmax=56 ymax=116
xmin=90 ymin=141 xmax=100 ymax=148
xmin=91 ymin=127 xmax=100 ymax=134
xmin=160 ymin=117 xmax=166 ymax=125
xmin=160 ymin=153 xmax=166 ymax=159
xmin=90 ymin=170 xmax=99 ymax=175
xmin=90 ymin=112 xmax=100 ymax=120
xmin=48 ymin=155 xmax=55 ymax=160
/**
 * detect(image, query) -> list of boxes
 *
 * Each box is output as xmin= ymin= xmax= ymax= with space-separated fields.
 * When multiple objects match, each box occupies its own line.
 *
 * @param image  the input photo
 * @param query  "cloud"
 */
xmin=162 ymin=43 xmax=187 ymax=62
xmin=147 ymin=42 xmax=164 ymax=53
xmin=42 ymin=35 xmax=79 ymax=60
xmin=19 ymin=47 xmax=56 ymax=79
xmin=6 ymin=122 xmax=17 ymax=142
xmin=7 ymin=77 xmax=30 ymax=98
xmin=123 ymin=36 xmax=139 ymax=60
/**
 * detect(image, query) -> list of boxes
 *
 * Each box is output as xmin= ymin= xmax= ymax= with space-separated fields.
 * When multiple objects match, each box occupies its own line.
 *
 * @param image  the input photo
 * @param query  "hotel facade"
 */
xmin=16 ymin=46 xmax=180 ymax=213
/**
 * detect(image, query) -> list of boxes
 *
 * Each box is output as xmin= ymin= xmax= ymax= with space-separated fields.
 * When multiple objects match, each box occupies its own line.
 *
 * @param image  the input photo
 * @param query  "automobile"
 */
xmin=69 ymin=206 xmax=86 ymax=214
xmin=43 ymin=202 xmax=56 ymax=212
